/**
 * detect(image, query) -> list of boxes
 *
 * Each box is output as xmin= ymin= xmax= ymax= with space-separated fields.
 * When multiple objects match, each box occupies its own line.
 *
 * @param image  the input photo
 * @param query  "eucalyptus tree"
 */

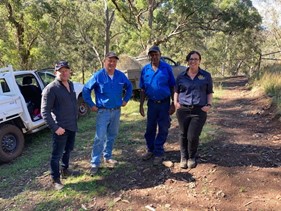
xmin=257 ymin=0 xmax=281 ymax=63
xmin=0 ymin=0 xmax=116 ymax=82
xmin=110 ymin=0 xmax=262 ymax=75
xmin=54 ymin=0 xmax=106 ymax=82
xmin=0 ymin=0 xmax=76 ymax=69
xmin=0 ymin=0 xmax=263 ymax=77
xmin=0 ymin=0 xmax=40 ymax=69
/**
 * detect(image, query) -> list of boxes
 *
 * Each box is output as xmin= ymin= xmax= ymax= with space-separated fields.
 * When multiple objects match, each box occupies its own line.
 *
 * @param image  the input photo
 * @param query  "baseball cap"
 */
xmin=105 ymin=51 xmax=119 ymax=60
xmin=55 ymin=61 xmax=70 ymax=71
xmin=148 ymin=45 xmax=161 ymax=54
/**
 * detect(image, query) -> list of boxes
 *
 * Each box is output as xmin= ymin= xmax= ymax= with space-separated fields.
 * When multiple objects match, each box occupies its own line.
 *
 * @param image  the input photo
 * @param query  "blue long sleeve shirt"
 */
xmin=82 ymin=68 xmax=133 ymax=109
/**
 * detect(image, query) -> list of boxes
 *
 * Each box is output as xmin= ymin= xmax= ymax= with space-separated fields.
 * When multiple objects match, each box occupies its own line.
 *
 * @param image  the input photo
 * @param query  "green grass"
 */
xmin=258 ymin=72 xmax=281 ymax=97
xmin=253 ymin=66 xmax=281 ymax=112
xmin=0 ymin=98 xmax=219 ymax=210
xmin=0 ymin=130 xmax=51 ymax=188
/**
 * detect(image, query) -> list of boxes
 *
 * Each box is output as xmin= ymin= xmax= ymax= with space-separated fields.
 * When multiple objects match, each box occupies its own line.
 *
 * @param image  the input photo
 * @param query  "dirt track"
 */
xmin=2 ymin=75 xmax=280 ymax=211
xmin=102 ymin=75 xmax=281 ymax=210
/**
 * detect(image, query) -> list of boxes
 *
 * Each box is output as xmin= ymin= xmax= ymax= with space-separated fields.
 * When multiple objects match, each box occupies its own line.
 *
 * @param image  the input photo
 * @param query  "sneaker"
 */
xmin=180 ymin=158 xmax=187 ymax=169
xmin=142 ymin=152 xmax=154 ymax=161
xmin=104 ymin=159 xmax=118 ymax=165
xmin=187 ymin=158 xmax=197 ymax=169
xmin=90 ymin=167 xmax=99 ymax=176
xmin=53 ymin=178 xmax=64 ymax=190
xmin=61 ymin=168 xmax=81 ymax=178
xmin=153 ymin=156 xmax=164 ymax=166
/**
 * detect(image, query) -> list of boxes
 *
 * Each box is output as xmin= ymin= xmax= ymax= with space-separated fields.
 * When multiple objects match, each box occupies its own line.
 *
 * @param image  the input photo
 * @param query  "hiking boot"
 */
xmin=187 ymin=158 xmax=197 ymax=169
xmin=142 ymin=152 xmax=154 ymax=161
xmin=153 ymin=156 xmax=164 ymax=166
xmin=180 ymin=158 xmax=187 ymax=169
xmin=61 ymin=168 xmax=81 ymax=178
xmin=90 ymin=167 xmax=99 ymax=176
xmin=53 ymin=178 xmax=64 ymax=190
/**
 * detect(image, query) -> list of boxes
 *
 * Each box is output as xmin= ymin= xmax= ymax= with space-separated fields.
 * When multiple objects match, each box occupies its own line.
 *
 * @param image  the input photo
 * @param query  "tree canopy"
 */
xmin=0 ymin=0 xmax=263 ymax=80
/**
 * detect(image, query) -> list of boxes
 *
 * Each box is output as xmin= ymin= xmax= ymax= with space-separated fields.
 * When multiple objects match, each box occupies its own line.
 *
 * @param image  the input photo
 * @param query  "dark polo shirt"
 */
xmin=175 ymin=68 xmax=213 ymax=106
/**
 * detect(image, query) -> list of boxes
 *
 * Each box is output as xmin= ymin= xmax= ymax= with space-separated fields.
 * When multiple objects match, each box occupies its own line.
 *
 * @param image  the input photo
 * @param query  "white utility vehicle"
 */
xmin=0 ymin=65 xmax=88 ymax=163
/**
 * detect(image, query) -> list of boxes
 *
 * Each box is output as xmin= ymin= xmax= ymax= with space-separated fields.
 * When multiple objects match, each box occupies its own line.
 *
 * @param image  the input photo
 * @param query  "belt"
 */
xmin=99 ymin=107 xmax=120 ymax=111
xmin=181 ymin=104 xmax=203 ymax=109
xmin=149 ymin=97 xmax=170 ymax=104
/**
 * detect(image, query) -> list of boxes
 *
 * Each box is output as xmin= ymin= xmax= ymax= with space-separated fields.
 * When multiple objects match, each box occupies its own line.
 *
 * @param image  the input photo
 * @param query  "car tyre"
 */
xmin=0 ymin=124 xmax=25 ymax=163
xmin=77 ymin=96 xmax=90 ymax=118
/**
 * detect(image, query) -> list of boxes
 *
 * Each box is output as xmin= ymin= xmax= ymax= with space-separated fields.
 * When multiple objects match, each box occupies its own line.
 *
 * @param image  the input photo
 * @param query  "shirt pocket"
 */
xmin=199 ymin=80 xmax=208 ymax=92
xmin=156 ymin=71 xmax=169 ymax=87
xmin=114 ymin=82 xmax=124 ymax=95
xmin=143 ymin=74 xmax=151 ymax=87
xmin=99 ymin=83 xmax=106 ymax=93
xmin=118 ymin=82 xmax=124 ymax=89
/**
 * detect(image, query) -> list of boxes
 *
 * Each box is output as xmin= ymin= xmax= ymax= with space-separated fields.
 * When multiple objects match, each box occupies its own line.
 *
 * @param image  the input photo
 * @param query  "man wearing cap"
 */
xmin=139 ymin=45 xmax=176 ymax=165
xmin=41 ymin=61 xmax=78 ymax=190
xmin=82 ymin=51 xmax=133 ymax=175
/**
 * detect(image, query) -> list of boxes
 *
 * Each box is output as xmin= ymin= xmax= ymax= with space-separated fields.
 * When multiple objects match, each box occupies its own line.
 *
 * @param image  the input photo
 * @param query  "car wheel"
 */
xmin=0 ymin=124 xmax=25 ymax=163
xmin=77 ymin=96 xmax=89 ymax=117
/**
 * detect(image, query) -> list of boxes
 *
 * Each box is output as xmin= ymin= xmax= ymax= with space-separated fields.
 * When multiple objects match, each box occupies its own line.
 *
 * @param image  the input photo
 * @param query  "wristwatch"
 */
xmin=206 ymin=103 xmax=212 ymax=107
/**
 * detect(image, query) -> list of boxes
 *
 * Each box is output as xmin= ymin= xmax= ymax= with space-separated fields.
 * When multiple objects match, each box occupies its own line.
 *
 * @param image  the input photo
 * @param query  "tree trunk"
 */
xmin=6 ymin=2 xmax=31 ymax=69
xmin=148 ymin=0 xmax=155 ymax=45
xmin=104 ymin=0 xmax=115 ymax=60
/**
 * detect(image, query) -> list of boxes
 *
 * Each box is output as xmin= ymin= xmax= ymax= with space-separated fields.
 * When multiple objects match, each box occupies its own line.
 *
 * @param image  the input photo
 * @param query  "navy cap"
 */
xmin=105 ymin=51 xmax=119 ymax=60
xmin=55 ymin=61 xmax=70 ymax=71
xmin=148 ymin=45 xmax=161 ymax=54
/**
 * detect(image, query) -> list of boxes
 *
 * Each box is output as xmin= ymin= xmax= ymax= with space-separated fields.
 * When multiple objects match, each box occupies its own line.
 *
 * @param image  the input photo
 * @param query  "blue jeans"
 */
xmin=145 ymin=100 xmax=171 ymax=156
xmin=91 ymin=108 xmax=121 ymax=167
xmin=50 ymin=129 xmax=76 ymax=180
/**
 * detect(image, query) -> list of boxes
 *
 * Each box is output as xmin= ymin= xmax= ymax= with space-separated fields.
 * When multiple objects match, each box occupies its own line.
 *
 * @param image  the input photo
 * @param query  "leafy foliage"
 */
xmin=0 ymin=0 xmax=263 ymax=78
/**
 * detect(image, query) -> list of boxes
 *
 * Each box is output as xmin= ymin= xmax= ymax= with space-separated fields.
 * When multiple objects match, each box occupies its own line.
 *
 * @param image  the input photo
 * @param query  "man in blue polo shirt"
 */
xmin=82 ymin=52 xmax=132 ymax=175
xmin=139 ymin=45 xmax=176 ymax=166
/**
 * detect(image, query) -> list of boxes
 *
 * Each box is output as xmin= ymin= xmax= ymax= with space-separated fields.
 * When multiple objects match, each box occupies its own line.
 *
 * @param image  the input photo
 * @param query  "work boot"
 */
xmin=142 ymin=152 xmax=154 ymax=161
xmin=53 ymin=178 xmax=64 ymax=190
xmin=90 ymin=167 xmax=99 ymax=176
xmin=187 ymin=158 xmax=197 ymax=169
xmin=61 ymin=168 xmax=81 ymax=178
xmin=180 ymin=157 xmax=187 ymax=169
xmin=153 ymin=156 xmax=164 ymax=166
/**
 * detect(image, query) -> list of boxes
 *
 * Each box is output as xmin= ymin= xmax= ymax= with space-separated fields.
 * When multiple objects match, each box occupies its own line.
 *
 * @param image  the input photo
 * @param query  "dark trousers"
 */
xmin=145 ymin=99 xmax=171 ymax=156
xmin=176 ymin=107 xmax=207 ymax=159
xmin=50 ymin=129 xmax=76 ymax=180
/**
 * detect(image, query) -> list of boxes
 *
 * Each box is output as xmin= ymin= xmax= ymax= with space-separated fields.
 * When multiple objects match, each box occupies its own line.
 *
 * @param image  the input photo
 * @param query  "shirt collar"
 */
xmin=184 ymin=67 xmax=204 ymax=76
xmin=149 ymin=60 xmax=165 ymax=69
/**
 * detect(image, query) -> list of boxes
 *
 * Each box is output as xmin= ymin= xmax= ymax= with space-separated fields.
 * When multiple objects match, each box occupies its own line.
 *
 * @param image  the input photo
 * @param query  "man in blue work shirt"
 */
xmin=82 ymin=52 xmax=132 ymax=175
xmin=139 ymin=45 xmax=176 ymax=166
